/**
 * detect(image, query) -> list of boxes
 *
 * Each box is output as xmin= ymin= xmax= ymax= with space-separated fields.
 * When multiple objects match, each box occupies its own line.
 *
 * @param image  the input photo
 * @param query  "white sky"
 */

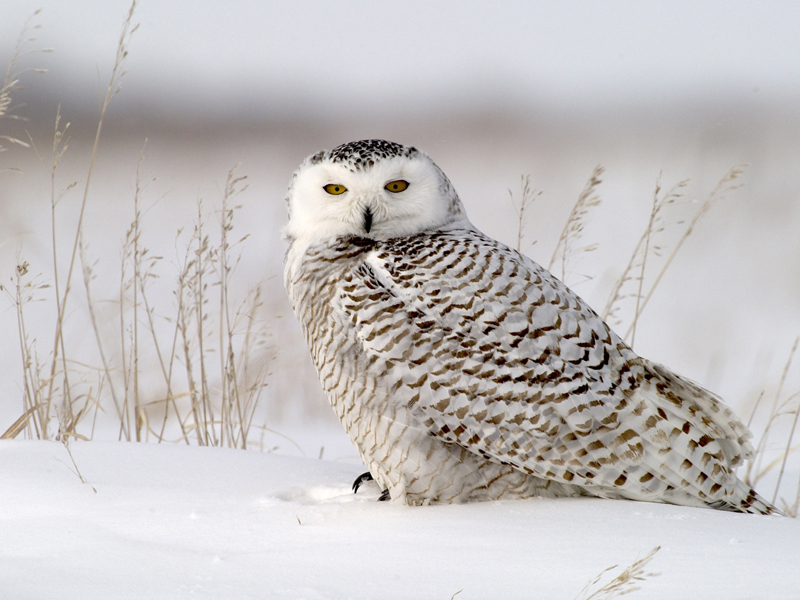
xmin=3 ymin=0 xmax=800 ymax=118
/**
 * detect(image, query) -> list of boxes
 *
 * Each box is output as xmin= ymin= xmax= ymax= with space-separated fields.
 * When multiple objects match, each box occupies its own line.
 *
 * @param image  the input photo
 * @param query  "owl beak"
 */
xmin=363 ymin=206 xmax=374 ymax=233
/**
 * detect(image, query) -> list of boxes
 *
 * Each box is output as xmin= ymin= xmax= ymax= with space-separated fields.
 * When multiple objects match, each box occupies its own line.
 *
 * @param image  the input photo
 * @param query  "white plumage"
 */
xmin=283 ymin=139 xmax=774 ymax=514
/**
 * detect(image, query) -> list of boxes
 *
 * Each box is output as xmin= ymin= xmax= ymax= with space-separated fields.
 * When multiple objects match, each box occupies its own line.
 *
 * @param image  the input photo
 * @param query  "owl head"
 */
xmin=283 ymin=140 xmax=469 ymax=248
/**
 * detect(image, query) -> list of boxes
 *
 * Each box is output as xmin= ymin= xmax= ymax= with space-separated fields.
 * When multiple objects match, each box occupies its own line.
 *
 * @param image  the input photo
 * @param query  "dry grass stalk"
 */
xmin=1 ymin=403 xmax=42 ymax=439
xmin=508 ymin=175 xmax=541 ymax=252
xmin=772 ymin=374 xmax=800 ymax=508
xmin=0 ymin=8 xmax=51 ymax=166
xmin=43 ymin=0 xmax=138 ymax=438
xmin=173 ymin=234 xmax=203 ymax=445
xmin=126 ymin=149 xmax=189 ymax=444
xmin=175 ymin=224 xmax=204 ymax=445
xmin=118 ymin=210 xmax=137 ymax=441
xmin=575 ymin=546 xmax=661 ymax=600
xmin=621 ymin=165 xmax=744 ymax=341
xmin=40 ymin=106 xmax=78 ymax=439
xmin=59 ymin=436 xmax=97 ymax=493
xmin=743 ymin=337 xmax=800 ymax=512
xmin=81 ymin=141 xmax=161 ymax=442
xmin=601 ymin=175 xmax=688 ymax=338
xmin=1 ymin=260 xmax=50 ymax=438
xmin=166 ymin=168 xmax=268 ymax=449
xmin=217 ymin=166 xmax=260 ymax=448
xmin=188 ymin=198 xmax=215 ymax=445
xmin=548 ymin=165 xmax=603 ymax=283
xmin=80 ymin=234 xmax=125 ymax=429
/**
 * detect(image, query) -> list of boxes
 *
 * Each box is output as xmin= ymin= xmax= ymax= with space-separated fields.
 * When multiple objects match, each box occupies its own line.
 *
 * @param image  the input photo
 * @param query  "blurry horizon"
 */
xmin=4 ymin=1 xmax=800 ymax=123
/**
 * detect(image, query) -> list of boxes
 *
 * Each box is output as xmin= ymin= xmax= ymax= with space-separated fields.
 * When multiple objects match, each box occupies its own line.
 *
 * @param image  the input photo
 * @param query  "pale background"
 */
xmin=1 ymin=1 xmax=799 ymax=453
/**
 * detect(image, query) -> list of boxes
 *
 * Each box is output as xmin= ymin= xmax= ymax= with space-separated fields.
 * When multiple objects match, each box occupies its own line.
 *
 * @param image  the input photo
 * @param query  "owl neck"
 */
xmin=283 ymin=214 xmax=474 ymax=290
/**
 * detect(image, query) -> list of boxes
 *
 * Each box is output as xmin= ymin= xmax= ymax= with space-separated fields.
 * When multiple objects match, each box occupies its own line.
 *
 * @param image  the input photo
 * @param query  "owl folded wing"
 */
xmin=339 ymin=230 xmax=754 ymax=505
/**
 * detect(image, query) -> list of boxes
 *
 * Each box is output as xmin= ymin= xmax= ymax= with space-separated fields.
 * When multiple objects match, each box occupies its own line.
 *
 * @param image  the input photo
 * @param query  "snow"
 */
xmin=1 ymin=440 xmax=798 ymax=599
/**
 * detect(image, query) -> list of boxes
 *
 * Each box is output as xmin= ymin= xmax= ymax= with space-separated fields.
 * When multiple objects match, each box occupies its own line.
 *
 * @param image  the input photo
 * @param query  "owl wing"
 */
xmin=335 ymin=228 xmax=752 ymax=503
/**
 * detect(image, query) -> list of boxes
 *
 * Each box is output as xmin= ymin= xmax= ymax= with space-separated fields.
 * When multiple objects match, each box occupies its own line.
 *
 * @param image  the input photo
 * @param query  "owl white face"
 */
xmin=284 ymin=140 xmax=468 ymax=249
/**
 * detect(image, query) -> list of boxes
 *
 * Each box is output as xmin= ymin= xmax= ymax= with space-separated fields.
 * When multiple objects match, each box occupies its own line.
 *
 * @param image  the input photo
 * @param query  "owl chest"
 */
xmin=291 ymin=256 xmax=390 ymax=410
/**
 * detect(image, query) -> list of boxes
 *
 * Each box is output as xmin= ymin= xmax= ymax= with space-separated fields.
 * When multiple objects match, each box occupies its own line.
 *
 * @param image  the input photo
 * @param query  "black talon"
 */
xmin=352 ymin=471 xmax=374 ymax=493
xmin=378 ymin=489 xmax=390 ymax=502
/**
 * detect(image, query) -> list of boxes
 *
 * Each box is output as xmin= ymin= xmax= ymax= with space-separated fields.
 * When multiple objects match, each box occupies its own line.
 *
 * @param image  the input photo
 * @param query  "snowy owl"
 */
xmin=283 ymin=139 xmax=775 ymax=514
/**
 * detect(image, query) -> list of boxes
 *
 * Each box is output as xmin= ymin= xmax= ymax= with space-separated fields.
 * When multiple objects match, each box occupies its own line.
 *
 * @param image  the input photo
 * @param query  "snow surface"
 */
xmin=1 ymin=440 xmax=798 ymax=599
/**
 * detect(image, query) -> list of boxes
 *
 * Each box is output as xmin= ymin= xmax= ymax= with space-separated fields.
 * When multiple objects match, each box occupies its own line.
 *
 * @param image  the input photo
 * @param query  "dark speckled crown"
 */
xmin=319 ymin=139 xmax=418 ymax=171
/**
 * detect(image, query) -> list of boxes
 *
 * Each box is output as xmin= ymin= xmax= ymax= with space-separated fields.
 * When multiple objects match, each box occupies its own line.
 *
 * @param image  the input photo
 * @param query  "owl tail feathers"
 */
xmin=709 ymin=480 xmax=782 ymax=515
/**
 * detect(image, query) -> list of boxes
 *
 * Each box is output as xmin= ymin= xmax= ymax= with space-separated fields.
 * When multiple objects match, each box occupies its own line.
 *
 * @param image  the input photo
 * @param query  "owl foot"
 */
xmin=352 ymin=472 xmax=389 ymax=501
xmin=352 ymin=471 xmax=374 ymax=493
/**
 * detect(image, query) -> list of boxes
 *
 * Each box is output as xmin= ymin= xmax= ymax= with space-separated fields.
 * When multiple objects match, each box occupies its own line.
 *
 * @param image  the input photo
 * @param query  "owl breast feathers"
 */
xmin=284 ymin=139 xmax=775 ymax=515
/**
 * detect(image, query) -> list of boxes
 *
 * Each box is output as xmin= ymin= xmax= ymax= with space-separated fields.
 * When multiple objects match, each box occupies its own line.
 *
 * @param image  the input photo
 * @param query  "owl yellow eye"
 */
xmin=385 ymin=180 xmax=409 ymax=193
xmin=324 ymin=184 xmax=347 ymax=195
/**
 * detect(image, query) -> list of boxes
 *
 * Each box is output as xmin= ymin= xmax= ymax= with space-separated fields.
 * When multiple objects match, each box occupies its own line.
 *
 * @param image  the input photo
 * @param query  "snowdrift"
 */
xmin=1 ymin=441 xmax=797 ymax=599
